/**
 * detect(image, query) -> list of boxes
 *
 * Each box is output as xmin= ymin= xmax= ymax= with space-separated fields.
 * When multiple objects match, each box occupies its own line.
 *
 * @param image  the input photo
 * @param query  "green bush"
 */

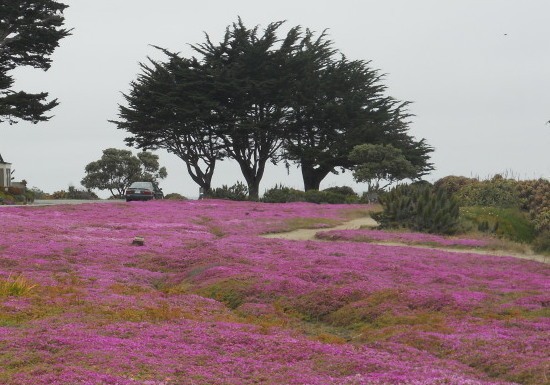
xmin=517 ymin=178 xmax=550 ymax=233
xmin=206 ymin=182 xmax=249 ymax=201
xmin=322 ymin=186 xmax=357 ymax=197
xmin=164 ymin=193 xmax=187 ymax=200
xmin=455 ymin=175 xmax=520 ymax=208
xmin=460 ymin=206 xmax=536 ymax=243
xmin=51 ymin=186 xmax=98 ymax=200
xmin=532 ymin=231 xmax=550 ymax=254
xmin=434 ymin=175 xmax=478 ymax=196
xmin=376 ymin=184 xmax=460 ymax=234
xmin=262 ymin=185 xmax=305 ymax=203
xmin=304 ymin=190 xmax=351 ymax=204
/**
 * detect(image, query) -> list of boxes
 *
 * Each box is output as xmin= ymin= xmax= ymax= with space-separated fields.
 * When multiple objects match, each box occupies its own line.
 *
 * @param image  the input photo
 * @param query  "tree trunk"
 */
xmin=235 ymin=158 xmax=266 ymax=201
xmin=301 ymin=160 xmax=332 ymax=191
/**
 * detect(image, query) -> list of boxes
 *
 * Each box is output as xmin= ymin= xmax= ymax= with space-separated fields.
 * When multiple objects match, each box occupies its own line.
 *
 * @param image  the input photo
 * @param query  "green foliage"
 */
xmin=376 ymin=184 xmax=460 ymax=234
xmin=434 ymin=175 xmax=478 ymax=196
xmin=115 ymin=18 xmax=433 ymax=197
xmin=0 ymin=0 xmax=70 ymax=125
xmin=517 ymin=178 xmax=550 ymax=233
xmin=0 ymin=186 xmax=35 ymax=205
xmin=206 ymin=182 xmax=249 ymax=201
xmin=322 ymin=186 xmax=357 ymax=197
xmin=349 ymin=144 xmax=418 ymax=191
xmin=50 ymin=186 xmax=98 ymax=200
xmin=455 ymin=175 xmax=520 ymax=208
xmin=304 ymin=190 xmax=353 ymax=204
xmin=532 ymin=231 xmax=550 ymax=254
xmin=460 ymin=207 xmax=536 ymax=243
xmin=81 ymin=148 xmax=167 ymax=198
xmin=0 ymin=275 xmax=37 ymax=297
xmin=262 ymin=185 xmax=305 ymax=203
xmin=164 ymin=193 xmax=187 ymax=200
xmin=262 ymin=185 xmax=359 ymax=204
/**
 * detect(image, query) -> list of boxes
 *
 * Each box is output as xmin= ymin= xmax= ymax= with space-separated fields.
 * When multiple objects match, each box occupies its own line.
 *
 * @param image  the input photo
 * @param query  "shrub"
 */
xmin=376 ymin=184 xmax=460 ymax=234
xmin=261 ymin=185 xmax=305 ymax=203
xmin=29 ymin=187 xmax=49 ymax=199
xmin=455 ymin=175 xmax=520 ymax=208
xmin=164 ymin=193 xmax=187 ymax=200
xmin=206 ymin=182 xmax=249 ymax=201
xmin=51 ymin=186 xmax=98 ymax=200
xmin=460 ymin=206 xmax=536 ymax=243
xmin=434 ymin=175 xmax=478 ymax=196
xmin=0 ymin=274 xmax=37 ymax=297
xmin=322 ymin=186 xmax=357 ymax=197
xmin=304 ymin=190 xmax=351 ymax=204
xmin=532 ymin=231 xmax=550 ymax=254
xmin=517 ymin=178 xmax=550 ymax=233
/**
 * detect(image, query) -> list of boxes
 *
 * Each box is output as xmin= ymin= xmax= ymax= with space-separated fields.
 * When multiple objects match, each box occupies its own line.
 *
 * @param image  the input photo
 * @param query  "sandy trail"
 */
xmin=262 ymin=216 xmax=549 ymax=264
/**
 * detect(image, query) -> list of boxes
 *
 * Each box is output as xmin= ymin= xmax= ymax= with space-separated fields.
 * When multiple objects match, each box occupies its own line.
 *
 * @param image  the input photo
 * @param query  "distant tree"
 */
xmin=349 ymin=143 xmax=417 ymax=192
xmin=81 ymin=148 xmax=167 ymax=198
xmin=114 ymin=18 xmax=433 ymax=198
xmin=0 ymin=0 xmax=70 ymax=162
xmin=113 ymin=52 xmax=224 ymax=196
xmin=284 ymin=43 xmax=433 ymax=191
xmin=0 ymin=0 xmax=70 ymax=125
xmin=190 ymin=19 xmax=298 ymax=199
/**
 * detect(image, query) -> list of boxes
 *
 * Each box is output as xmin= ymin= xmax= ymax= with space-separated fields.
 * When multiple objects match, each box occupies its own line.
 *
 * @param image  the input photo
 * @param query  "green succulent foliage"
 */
xmin=455 ymin=175 xmax=520 ymax=208
xmin=262 ymin=185 xmax=305 ymax=203
xmin=376 ymin=184 xmax=460 ymax=235
xmin=206 ymin=182 xmax=249 ymax=201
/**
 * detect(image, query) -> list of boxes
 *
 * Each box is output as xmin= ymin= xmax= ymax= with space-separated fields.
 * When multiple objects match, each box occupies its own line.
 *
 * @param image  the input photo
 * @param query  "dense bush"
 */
xmin=262 ymin=185 xmax=305 ymax=203
xmin=532 ymin=231 xmax=550 ymax=254
xmin=0 ymin=188 xmax=34 ymax=204
xmin=206 ymin=182 xmax=249 ymax=201
xmin=51 ymin=186 xmax=99 ymax=200
xmin=454 ymin=175 xmax=520 ymax=208
xmin=164 ymin=193 xmax=187 ymax=200
xmin=517 ymin=178 xmax=550 ymax=233
xmin=262 ymin=185 xmax=359 ymax=204
xmin=376 ymin=183 xmax=460 ymax=234
xmin=322 ymin=186 xmax=358 ymax=197
xmin=434 ymin=175 xmax=478 ymax=196
xmin=460 ymin=206 xmax=536 ymax=243
xmin=29 ymin=187 xmax=48 ymax=199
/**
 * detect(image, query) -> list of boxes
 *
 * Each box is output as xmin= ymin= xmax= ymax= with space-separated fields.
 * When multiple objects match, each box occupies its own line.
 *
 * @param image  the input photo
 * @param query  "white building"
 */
xmin=0 ymin=154 xmax=12 ymax=189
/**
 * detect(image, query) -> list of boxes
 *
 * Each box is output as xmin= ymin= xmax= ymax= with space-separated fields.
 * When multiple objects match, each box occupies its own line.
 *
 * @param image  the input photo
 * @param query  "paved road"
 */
xmin=1 ymin=199 xmax=125 ymax=207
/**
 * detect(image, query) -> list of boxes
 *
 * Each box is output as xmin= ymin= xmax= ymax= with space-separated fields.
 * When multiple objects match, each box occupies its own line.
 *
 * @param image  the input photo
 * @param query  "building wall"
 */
xmin=0 ymin=163 xmax=12 ymax=188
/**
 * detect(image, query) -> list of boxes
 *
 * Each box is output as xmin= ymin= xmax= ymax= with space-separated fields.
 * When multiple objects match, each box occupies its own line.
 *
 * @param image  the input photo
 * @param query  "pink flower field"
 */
xmin=0 ymin=200 xmax=548 ymax=385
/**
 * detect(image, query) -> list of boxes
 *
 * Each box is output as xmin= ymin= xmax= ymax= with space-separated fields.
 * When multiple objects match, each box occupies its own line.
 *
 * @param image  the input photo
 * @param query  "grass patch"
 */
xmin=460 ymin=206 xmax=536 ymax=243
xmin=0 ymin=274 xmax=37 ymax=297
xmin=197 ymin=278 xmax=255 ymax=309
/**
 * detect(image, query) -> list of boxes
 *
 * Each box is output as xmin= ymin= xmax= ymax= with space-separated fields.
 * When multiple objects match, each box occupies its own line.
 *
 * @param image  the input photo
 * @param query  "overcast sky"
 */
xmin=3 ymin=0 xmax=549 ymax=198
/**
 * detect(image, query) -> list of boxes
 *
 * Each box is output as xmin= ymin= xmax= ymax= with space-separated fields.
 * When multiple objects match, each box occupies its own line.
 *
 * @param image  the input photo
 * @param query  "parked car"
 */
xmin=125 ymin=181 xmax=163 ymax=202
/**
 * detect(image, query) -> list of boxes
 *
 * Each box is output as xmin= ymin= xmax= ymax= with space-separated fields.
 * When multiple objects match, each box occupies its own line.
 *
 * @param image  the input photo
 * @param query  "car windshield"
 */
xmin=129 ymin=182 xmax=153 ymax=189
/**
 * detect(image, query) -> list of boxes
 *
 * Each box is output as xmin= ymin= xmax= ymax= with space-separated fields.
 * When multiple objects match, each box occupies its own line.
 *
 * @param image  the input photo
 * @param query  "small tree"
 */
xmin=81 ymin=148 xmax=167 ymax=198
xmin=349 ymin=143 xmax=417 ymax=192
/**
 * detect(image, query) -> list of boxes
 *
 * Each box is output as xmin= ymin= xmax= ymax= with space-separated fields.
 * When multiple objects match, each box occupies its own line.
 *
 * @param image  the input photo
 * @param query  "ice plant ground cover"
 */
xmin=0 ymin=200 xmax=548 ymax=385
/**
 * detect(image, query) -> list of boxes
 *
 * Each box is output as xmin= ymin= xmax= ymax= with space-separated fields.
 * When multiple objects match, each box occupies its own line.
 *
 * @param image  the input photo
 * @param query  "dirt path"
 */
xmin=262 ymin=216 xmax=378 ymax=241
xmin=262 ymin=216 xmax=549 ymax=264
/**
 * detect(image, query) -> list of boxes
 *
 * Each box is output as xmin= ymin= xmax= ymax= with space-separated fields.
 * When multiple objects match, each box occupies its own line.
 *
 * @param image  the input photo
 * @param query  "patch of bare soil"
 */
xmin=262 ymin=216 xmax=549 ymax=264
xmin=262 ymin=216 xmax=378 ymax=241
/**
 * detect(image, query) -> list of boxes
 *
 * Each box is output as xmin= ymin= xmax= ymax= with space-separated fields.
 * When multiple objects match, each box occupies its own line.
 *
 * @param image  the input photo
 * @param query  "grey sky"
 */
xmin=4 ymin=0 xmax=549 ymax=198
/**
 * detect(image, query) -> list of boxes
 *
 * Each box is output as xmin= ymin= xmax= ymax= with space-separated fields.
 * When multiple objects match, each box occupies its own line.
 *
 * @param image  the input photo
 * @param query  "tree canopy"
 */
xmin=349 ymin=143 xmax=417 ymax=191
xmin=0 ymin=0 xmax=70 ymax=125
xmin=114 ymin=18 xmax=433 ymax=199
xmin=81 ymin=148 xmax=167 ymax=198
